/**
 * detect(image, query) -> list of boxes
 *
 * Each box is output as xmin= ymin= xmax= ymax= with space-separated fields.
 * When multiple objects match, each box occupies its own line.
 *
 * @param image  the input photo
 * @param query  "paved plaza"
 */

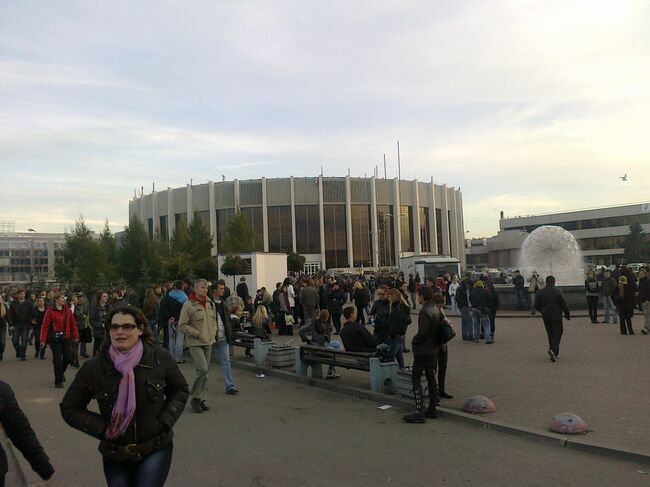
xmin=2 ymin=312 xmax=650 ymax=486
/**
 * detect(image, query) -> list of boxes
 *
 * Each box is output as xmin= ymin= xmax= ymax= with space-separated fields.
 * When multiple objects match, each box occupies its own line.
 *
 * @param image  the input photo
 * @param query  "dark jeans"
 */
xmin=515 ymin=289 xmax=526 ymax=308
xmin=388 ymin=335 xmax=405 ymax=368
xmin=93 ymin=328 xmax=105 ymax=356
xmin=412 ymin=354 xmax=437 ymax=404
xmin=331 ymin=312 xmax=342 ymax=333
xmin=488 ymin=310 xmax=496 ymax=337
xmin=436 ymin=346 xmax=449 ymax=392
xmin=543 ymin=318 xmax=563 ymax=357
xmin=103 ymin=444 xmax=173 ymax=487
xmin=373 ymin=331 xmax=389 ymax=346
xmin=33 ymin=325 xmax=44 ymax=358
xmin=619 ymin=309 xmax=634 ymax=334
xmin=587 ymin=296 xmax=599 ymax=322
xmin=355 ymin=305 xmax=366 ymax=324
xmin=50 ymin=339 xmax=72 ymax=385
xmin=12 ymin=323 xmax=30 ymax=358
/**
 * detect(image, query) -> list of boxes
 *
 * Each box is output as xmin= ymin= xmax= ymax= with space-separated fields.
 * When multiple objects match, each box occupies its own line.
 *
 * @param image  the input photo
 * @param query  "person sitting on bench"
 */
xmin=340 ymin=306 xmax=390 ymax=360
xmin=299 ymin=309 xmax=341 ymax=379
xmin=243 ymin=307 xmax=272 ymax=357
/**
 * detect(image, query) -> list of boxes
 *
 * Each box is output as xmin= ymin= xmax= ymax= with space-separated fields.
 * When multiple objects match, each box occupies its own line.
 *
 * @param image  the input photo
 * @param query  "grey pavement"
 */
xmin=2 ymin=353 xmax=650 ymax=487
xmin=257 ymin=311 xmax=650 ymax=457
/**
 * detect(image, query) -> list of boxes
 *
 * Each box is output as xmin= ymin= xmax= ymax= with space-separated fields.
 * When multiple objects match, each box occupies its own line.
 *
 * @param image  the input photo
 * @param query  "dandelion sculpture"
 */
xmin=519 ymin=225 xmax=584 ymax=286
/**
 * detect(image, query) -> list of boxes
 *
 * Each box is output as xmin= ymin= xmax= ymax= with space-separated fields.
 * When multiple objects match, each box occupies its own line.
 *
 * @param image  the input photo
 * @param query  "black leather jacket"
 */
xmin=60 ymin=342 xmax=188 ymax=462
xmin=411 ymin=302 xmax=442 ymax=357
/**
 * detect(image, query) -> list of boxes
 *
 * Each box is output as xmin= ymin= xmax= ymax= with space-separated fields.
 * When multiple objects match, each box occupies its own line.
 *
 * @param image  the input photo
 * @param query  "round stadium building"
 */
xmin=129 ymin=176 xmax=465 ymax=272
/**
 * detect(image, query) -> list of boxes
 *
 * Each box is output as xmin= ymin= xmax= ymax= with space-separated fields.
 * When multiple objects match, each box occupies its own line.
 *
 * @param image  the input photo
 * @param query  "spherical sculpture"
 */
xmin=519 ymin=225 xmax=584 ymax=285
xmin=462 ymin=395 xmax=496 ymax=414
xmin=549 ymin=413 xmax=588 ymax=434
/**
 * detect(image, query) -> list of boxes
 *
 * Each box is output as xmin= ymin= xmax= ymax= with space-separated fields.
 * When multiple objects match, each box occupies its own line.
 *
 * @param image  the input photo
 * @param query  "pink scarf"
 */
xmin=105 ymin=339 xmax=143 ymax=439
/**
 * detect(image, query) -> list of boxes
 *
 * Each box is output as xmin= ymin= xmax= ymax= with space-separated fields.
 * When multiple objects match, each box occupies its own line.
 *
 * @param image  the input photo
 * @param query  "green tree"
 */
xmin=55 ymin=217 xmax=103 ymax=289
xmin=287 ymin=252 xmax=306 ymax=273
xmin=187 ymin=218 xmax=213 ymax=260
xmin=193 ymin=256 xmax=219 ymax=281
xmin=221 ymin=254 xmax=248 ymax=288
xmin=97 ymin=219 xmax=119 ymax=287
xmin=220 ymin=214 xmax=254 ymax=254
xmin=624 ymin=223 xmax=649 ymax=262
xmin=119 ymin=215 xmax=161 ymax=288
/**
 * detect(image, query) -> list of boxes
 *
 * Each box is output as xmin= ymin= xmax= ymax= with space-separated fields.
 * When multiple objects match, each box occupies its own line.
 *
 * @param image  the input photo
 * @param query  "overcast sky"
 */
xmin=2 ymin=0 xmax=649 ymax=238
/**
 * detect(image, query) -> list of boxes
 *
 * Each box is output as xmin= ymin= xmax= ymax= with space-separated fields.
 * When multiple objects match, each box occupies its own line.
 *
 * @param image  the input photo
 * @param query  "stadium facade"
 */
xmin=129 ymin=176 xmax=465 ymax=272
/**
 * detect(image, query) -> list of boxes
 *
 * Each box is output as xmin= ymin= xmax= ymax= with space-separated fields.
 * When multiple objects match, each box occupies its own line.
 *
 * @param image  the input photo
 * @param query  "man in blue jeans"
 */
xmin=512 ymin=270 xmax=526 ymax=309
xmin=213 ymin=282 xmax=238 ymax=395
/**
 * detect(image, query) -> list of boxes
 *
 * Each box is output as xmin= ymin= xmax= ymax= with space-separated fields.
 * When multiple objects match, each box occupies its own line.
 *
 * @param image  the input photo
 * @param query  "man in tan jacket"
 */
xmin=179 ymin=279 xmax=217 ymax=413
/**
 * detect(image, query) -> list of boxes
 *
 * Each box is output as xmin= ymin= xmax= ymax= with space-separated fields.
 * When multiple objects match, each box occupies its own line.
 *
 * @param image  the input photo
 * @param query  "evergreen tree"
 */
xmin=187 ymin=218 xmax=213 ymax=260
xmin=287 ymin=252 xmax=306 ymax=273
xmin=119 ymin=215 xmax=158 ymax=287
xmin=55 ymin=217 xmax=103 ymax=289
xmin=98 ymin=219 xmax=119 ymax=287
xmin=220 ymin=214 xmax=254 ymax=254
xmin=624 ymin=223 xmax=649 ymax=262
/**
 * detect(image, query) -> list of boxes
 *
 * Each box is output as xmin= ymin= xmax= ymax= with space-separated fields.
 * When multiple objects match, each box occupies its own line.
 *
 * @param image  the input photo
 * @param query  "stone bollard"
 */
xmin=462 ymin=395 xmax=496 ymax=414
xmin=549 ymin=413 xmax=588 ymax=434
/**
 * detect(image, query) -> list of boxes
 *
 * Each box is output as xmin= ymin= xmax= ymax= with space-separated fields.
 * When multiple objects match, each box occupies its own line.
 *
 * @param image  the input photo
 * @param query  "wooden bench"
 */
xmin=295 ymin=345 xmax=397 ymax=394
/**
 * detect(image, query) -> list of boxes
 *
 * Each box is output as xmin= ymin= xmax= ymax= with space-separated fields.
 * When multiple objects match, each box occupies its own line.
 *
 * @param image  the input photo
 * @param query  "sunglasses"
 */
xmin=109 ymin=323 xmax=138 ymax=331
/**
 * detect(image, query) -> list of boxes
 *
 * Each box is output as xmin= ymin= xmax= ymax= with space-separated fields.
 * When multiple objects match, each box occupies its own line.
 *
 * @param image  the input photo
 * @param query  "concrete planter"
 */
xmin=396 ymin=369 xmax=429 ymax=398
xmin=267 ymin=345 xmax=296 ymax=368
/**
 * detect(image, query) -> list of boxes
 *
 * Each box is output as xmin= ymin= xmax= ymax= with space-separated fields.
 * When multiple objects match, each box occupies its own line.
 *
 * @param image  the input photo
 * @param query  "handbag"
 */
xmin=439 ymin=312 xmax=456 ymax=344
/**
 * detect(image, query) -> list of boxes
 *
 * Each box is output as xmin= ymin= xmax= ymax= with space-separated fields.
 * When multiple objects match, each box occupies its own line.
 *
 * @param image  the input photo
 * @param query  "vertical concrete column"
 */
xmin=152 ymin=189 xmax=158 ymax=237
xmin=413 ymin=180 xmax=422 ymax=254
xmin=370 ymin=177 xmax=379 ymax=267
xmin=167 ymin=187 xmax=175 ymax=239
xmin=429 ymin=181 xmax=438 ymax=255
xmin=393 ymin=178 xmax=401 ymax=266
xmin=209 ymin=181 xmax=217 ymax=255
xmin=318 ymin=176 xmax=326 ymax=270
xmin=456 ymin=189 xmax=466 ymax=269
xmin=186 ymin=184 xmax=194 ymax=223
xmin=234 ymin=179 xmax=240 ymax=213
xmin=449 ymin=187 xmax=459 ymax=259
xmin=345 ymin=176 xmax=354 ymax=268
xmin=139 ymin=194 xmax=145 ymax=225
xmin=262 ymin=177 xmax=269 ymax=252
xmin=440 ymin=184 xmax=451 ymax=256
xmin=290 ymin=177 xmax=297 ymax=253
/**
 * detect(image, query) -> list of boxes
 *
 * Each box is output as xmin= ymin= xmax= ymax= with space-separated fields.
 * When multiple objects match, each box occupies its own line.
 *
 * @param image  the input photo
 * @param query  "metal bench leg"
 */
xmin=370 ymin=358 xmax=398 ymax=394
xmin=253 ymin=339 xmax=275 ymax=367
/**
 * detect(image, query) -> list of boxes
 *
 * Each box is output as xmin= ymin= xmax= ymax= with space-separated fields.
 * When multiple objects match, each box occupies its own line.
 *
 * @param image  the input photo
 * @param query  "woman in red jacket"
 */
xmin=40 ymin=292 xmax=79 ymax=388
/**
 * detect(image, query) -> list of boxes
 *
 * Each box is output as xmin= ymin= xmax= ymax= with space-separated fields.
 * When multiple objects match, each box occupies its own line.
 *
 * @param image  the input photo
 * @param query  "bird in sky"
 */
xmin=620 ymin=174 xmax=628 ymax=181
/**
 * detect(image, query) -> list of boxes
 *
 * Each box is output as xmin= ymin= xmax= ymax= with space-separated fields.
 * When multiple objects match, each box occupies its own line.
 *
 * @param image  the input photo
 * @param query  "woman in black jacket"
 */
xmin=613 ymin=276 xmax=636 ymax=335
xmin=89 ymin=290 xmax=110 ymax=356
xmin=327 ymin=282 xmax=346 ymax=334
xmin=386 ymin=288 xmax=411 ymax=369
xmin=61 ymin=306 xmax=188 ymax=487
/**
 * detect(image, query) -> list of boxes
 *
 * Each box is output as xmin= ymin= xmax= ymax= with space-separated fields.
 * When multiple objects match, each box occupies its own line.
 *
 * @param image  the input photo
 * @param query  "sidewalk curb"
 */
xmin=231 ymin=359 xmax=650 ymax=466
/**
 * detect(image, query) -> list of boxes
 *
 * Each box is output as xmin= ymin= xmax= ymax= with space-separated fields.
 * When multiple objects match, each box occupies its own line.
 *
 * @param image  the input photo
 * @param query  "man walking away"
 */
xmin=535 ymin=276 xmax=570 ymax=362
xmin=158 ymin=280 xmax=188 ymax=363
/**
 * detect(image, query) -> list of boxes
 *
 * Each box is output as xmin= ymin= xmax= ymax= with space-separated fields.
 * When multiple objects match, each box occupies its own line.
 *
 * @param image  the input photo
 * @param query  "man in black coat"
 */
xmin=535 ymin=276 xmax=570 ymax=362
xmin=236 ymin=277 xmax=250 ymax=302
xmin=340 ymin=306 xmax=377 ymax=353
xmin=0 ymin=380 xmax=54 ymax=485
xmin=7 ymin=289 xmax=32 ymax=360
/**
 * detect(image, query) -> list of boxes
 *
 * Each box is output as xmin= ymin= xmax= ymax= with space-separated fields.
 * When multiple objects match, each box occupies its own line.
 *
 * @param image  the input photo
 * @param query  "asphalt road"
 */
xmin=4 ymin=354 xmax=649 ymax=487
